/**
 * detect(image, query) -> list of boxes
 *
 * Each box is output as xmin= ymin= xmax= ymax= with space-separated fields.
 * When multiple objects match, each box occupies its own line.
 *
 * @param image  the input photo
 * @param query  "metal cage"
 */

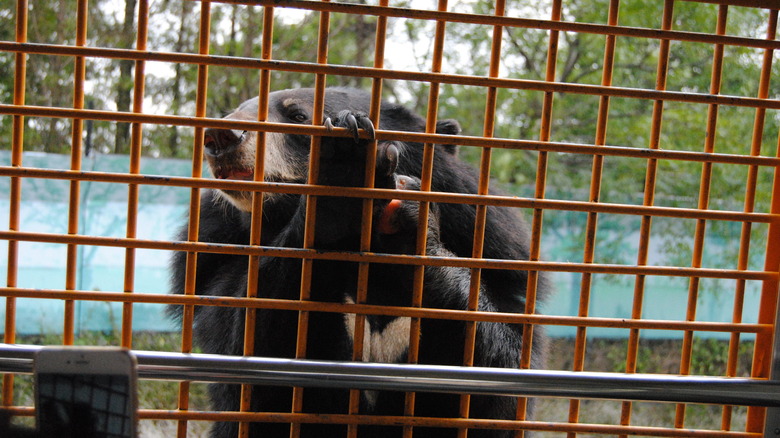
xmin=1 ymin=0 xmax=779 ymax=437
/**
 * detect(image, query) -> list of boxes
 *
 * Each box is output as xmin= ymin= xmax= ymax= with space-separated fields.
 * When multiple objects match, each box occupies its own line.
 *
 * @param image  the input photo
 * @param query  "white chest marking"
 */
xmin=343 ymin=298 xmax=411 ymax=364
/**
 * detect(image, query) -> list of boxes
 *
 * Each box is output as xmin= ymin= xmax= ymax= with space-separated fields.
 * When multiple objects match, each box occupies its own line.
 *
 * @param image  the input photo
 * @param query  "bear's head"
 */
xmin=203 ymin=87 xmax=460 ymax=211
xmin=204 ymin=88 xmax=376 ymax=211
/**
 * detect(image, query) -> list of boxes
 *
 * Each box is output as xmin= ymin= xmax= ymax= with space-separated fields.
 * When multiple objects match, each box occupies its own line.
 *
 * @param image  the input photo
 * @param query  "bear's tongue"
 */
xmin=217 ymin=169 xmax=254 ymax=180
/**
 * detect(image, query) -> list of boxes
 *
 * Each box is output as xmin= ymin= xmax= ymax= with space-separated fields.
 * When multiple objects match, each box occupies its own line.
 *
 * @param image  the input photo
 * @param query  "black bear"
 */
xmin=169 ymin=87 xmax=548 ymax=438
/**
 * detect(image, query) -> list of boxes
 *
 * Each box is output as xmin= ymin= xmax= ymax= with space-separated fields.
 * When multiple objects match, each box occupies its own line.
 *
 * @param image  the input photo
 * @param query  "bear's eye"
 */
xmin=289 ymin=112 xmax=308 ymax=123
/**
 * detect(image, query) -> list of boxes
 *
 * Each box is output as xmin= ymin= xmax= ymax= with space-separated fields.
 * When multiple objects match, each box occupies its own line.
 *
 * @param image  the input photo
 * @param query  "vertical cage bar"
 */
xmin=761 ymin=129 xmax=780 ymax=432
xmin=457 ymin=1 xmax=506 ymax=436
xmin=674 ymin=1 xmax=728 ymax=428
xmin=62 ymin=0 xmax=91 ymax=346
xmin=291 ymin=3 xmax=331 ymax=435
xmin=749 ymin=11 xmax=780 ymax=437
xmin=121 ymin=0 xmax=149 ymax=349
xmin=347 ymin=2 xmax=390 ymax=436
xmin=406 ymin=1 xmax=448 ymax=435
xmin=403 ymin=2 xmax=449 ymax=436
xmin=567 ymin=1 xmax=620 ymax=434
xmin=2 ymin=0 xmax=28 ymax=408
xmin=723 ymin=7 xmax=777 ymax=431
xmin=620 ymin=0 xmax=675 ymax=432
xmin=516 ymin=0 xmax=563 ymax=430
xmin=238 ymin=5 xmax=275 ymax=437
xmin=176 ymin=3 xmax=212 ymax=437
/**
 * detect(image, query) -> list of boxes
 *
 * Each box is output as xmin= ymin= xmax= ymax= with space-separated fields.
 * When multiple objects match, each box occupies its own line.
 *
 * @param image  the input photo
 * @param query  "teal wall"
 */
xmin=0 ymin=151 xmax=762 ymax=339
xmin=1 ymin=151 xmax=196 ymax=335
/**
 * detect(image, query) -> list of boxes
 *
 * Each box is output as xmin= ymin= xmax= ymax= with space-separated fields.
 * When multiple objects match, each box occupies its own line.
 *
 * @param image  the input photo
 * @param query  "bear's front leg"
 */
xmin=313 ymin=111 xmax=401 ymax=247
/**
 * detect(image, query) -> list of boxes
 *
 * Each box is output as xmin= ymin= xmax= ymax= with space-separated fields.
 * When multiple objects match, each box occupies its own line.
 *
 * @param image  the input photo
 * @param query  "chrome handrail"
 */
xmin=2 ymin=343 xmax=778 ymax=408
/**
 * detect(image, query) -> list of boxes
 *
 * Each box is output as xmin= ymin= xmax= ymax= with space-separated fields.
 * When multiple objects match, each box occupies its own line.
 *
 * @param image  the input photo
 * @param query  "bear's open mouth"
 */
xmin=214 ymin=167 xmax=254 ymax=181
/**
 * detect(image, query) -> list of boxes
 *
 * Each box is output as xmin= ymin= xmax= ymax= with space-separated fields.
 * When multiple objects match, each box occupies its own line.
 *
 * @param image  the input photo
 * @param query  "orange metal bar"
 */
xmin=746 ymin=140 xmax=780 ymax=432
xmin=238 ymin=0 xmax=780 ymax=49
xmin=2 ymin=0 xmax=28 ymax=408
xmin=0 ymin=229 xmax=775 ymax=283
xmin=238 ymin=6 xmax=274 ymax=438
xmin=3 ymin=42 xmax=780 ymax=112
xmin=747 ymin=8 xmax=780 ymax=432
xmin=4 ymin=103 xmax=780 ymax=166
xmin=1 ymin=166 xmax=777 ymax=225
xmin=0 ymin=404 xmax=762 ymax=438
xmin=120 ymin=0 xmax=149 ymax=350
xmin=675 ymin=1 xmax=728 ymax=428
xmin=567 ymin=1 xmax=620 ymax=434
xmin=403 ymin=3 xmax=448 ymax=435
xmin=722 ymin=7 xmax=777 ymax=431
xmin=620 ymin=0 xmax=676 ymax=432
xmin=686 ymin=0 xmax=780 ymax=8
xmin=62 ymin=0 xmax=90 ymax=346
xmin=516 ymin=0 xmax=563 ymax=430
xmin=0 ymin=286 xmax=772 ymax=335
xmin=290 ymin=4 xmax=331 ymax=436
xmin=176 ymin=3 xmax=212 ymax=437
xmin=347 ymin=2 xmax=390 ymax=436
xmin=133 ymin=407 xmax=759 ymax=437
xmin=458 ymin=1 xmax=506 ymax=434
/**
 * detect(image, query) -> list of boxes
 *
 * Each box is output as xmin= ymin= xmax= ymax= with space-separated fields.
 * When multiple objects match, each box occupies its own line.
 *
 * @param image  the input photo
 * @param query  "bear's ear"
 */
xmin=436 ymin=119 xmax=461 ymax=135
xmin=436 ymin=119 xmax=461 ymax=155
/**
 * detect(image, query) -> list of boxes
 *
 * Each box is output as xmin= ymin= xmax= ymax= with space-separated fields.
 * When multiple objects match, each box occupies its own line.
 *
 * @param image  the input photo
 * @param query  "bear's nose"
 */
xmin=204 ymin=128 xmax=245 ymax=158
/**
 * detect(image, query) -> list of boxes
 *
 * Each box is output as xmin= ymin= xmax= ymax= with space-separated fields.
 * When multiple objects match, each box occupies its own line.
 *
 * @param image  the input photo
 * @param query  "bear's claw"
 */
xmin=324 ymin=110 xmax=375 ymax=143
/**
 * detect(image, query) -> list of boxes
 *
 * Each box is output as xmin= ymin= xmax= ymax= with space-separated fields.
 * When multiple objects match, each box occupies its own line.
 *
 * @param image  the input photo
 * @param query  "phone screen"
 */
xmin=37 ymin=372 xmax=134 ymax=438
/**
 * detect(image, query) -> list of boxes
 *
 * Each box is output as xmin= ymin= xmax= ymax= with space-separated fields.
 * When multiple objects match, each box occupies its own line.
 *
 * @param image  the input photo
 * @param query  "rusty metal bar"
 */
xmin=675 ymin=1 xmax=728 ymax=427
xmin=402 ymin=2 xmax=449 ymax=435
xmin=0 ymin=166 xmax=776 ymax=224
xmin=723 ymin=7 xmax=778 ymax=432
xmin=764 ymin=166 xmax=780 ymax=436
xmin=685 ymin=0 xmax=780 ymax=9
xmin=237 ymin=5 xmax=275 ymax=437
xmin=620 ymin=0 xmax=677 ymax=432
xmin=3 ymin=104 xmax=780 ymax=166
xmin=119 ymin=0 xmax=149 ymax=350
xmin=4 ymin=104 xmax=778 ymax=169
xmin=2 ymin=43 xmax=780 ymax=112
xmin=2 ymin=0 xmax=28 ymax=409
xmin=175 ymin=3 xmax=212 ymax=437
xmin=458 ymin=1 xmax=506 ymax=435
xmin=0 ymin=229 xmax=774 ymax=282
xmin=289 ymin=4 xmax=331 ymax=436
xmin=0 ymin=401 xmax=763 ymax=438
xmin=516 ymin=0 xmax=564 ymax=430
xmin=222 ymin=0 xmax=780 ymax=47
xmin=0 ymin=286 xmax=771 ymax=335
xmin=568 ymin=2 xmax=621 ymax=434
xmin=62 ymin=0 xmax=90 ymax=347
xmin=346 ymin=3 xmax=391 ymax=436
xmin=141 ymin=412 xmax=759 ymax=438
xmin=749 ymin=13 xmax=780 ymax=433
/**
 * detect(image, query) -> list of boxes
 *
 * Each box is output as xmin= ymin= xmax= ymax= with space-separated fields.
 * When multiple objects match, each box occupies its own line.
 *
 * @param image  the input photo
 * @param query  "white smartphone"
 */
xmin=34 ymin=347 xmax=137 ymax=438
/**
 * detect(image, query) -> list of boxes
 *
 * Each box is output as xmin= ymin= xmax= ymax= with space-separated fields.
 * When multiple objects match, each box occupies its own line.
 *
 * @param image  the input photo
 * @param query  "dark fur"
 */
xmin=169 ymin=88 xmax=548 ymax=437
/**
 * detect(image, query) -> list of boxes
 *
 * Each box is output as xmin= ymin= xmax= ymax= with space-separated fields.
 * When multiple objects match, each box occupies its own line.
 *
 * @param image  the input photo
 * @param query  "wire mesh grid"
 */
xmin=1 ymin=0 xmax=779 ymax=437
